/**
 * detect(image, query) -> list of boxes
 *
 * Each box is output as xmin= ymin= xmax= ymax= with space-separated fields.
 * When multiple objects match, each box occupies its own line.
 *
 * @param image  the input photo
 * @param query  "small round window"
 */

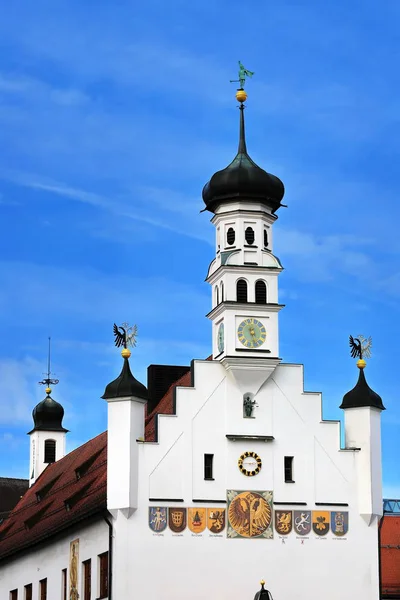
xmin=245 ymin=227 xmax=255 ymax=245
xmin=227 ymin=227 xmax=235 ymax=245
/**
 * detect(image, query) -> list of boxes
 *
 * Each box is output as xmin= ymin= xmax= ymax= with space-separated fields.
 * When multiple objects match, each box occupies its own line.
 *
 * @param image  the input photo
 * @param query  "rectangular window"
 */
xmin=24 ymin=585 xmax=32 ymax=600
xmin=99 ymin=552 xmax=109 ymax=599
xmin=83 ymin=559 xmax=91 ymax=600
xmin=39 ymin=579 xmax=47 ymax=600
xmin=204 ymin=454 xmax=214 ymax=480
xmin=10 ymin=590 xmax=18 ymax=600
xmin=62 ymin=569 xmax=67 ymax=600
xmin=284 ymin=456 xmax=294 ymax=483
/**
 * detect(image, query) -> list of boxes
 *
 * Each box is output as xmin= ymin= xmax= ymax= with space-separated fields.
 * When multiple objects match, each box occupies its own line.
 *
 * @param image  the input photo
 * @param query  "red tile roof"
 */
xmin=0 ymin=432 xmax=107 ymax=562
xmin=145 ymin=370 xmax=193 ymax=442
xmin=0 ymin=358 xmax=210 ymax=561
xmin=381 ymin=516 xmax=400 ymax=598
xmin=0 ymin=478 xmax=29 ymax=520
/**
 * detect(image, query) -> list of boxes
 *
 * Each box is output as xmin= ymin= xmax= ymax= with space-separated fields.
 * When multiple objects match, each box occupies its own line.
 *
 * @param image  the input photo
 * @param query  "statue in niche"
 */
xmin=243 ymin=394 xmax=257 ymax=418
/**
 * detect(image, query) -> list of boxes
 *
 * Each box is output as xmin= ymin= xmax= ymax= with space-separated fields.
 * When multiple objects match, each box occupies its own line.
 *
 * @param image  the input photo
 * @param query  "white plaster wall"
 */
xmin=29 ymin=430 xmax=66 ymax=485
xmin=0 ymin=520 xmax=109 ymax=600
xmin=110 ymin=359 xmax=381 ymax=600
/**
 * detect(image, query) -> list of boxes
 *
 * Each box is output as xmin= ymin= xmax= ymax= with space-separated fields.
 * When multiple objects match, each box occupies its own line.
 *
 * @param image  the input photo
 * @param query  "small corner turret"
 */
xmin=28 ymin=338 xmax=68 ymax=486
xmin=103 ymin=322 xmax=147 ymax=517
xmin=340 ymin=335 xmax=384 ymax=524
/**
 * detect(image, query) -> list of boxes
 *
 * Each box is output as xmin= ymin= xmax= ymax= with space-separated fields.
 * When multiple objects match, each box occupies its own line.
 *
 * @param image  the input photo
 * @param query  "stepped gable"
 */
xmin=144 ymin=357 xmax=213 ymax=442
xmin=0 ymin=478 xmax=29 ymax=520
xmin=0 ymin=431 xmax=107 ymax=562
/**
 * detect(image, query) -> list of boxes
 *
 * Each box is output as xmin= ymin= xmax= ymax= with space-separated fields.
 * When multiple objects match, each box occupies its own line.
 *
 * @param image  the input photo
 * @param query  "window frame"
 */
xmin=245 ymin=226 xmax=255 ymax=245
xmin=83 ymin=558 xmax=92 ymax=600
xmin=39 ymin=578 xmax=47 ymax=600
xmin=284 ymin=456 xmax=295 ymax=483
xmin=44 ymin=439 xmax=56 ymax=464
xmin=236 ymin=279 xmax=248 ymax=303
xmin=61 ymin=569 xmax=67 ymax=600
xmin=204 ymin=454 xmax=214 ymax=481
xmin=24 ymin=584 xmax=32 ymax=600
xmin=255 ymin=280 xmax=267 ymax=304
xmin=10 ymin=589 xmax=18 ymax=600
xmin=98 ymin=552 xmax=109 ymax=599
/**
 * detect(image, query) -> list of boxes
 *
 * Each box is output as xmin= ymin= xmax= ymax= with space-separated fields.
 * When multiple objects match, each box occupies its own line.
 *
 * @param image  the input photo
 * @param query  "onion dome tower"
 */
xmin=340 ymin=335 xmax=385 ymax=524
xmin=204 ymin=66 xmax=286 ymax=395
xmin=28 ymin=338 xmax=68 ymax=486
xmin=102 ymin=323 xmax=147 ymax=516
xmin=202 ymin=88 xmax=285 ymax=214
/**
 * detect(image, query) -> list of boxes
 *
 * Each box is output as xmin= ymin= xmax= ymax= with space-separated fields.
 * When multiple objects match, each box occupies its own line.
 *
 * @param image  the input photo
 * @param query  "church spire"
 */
xmin=202 ymin=67 xmax=285 ymax=215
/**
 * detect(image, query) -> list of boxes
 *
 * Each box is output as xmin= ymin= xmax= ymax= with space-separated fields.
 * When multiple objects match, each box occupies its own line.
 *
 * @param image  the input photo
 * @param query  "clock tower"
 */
xmin=202 ymin=87 xmax=285 ymax=393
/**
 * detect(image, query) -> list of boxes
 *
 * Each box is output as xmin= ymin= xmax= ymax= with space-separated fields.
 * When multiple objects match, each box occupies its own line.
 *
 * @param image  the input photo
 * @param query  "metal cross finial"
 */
xmin=113 ymin=322 xmax=138 ymax=349
xmin=38 ymin=337 xmax=59 ymax=388
xmin=230 ymin=61 xmax=254 ymax=89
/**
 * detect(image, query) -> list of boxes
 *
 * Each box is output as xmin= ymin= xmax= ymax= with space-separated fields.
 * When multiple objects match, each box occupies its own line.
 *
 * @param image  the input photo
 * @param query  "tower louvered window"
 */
xmin=264 ymin=229 xmax=269 ymax=248
xmin=44 ymin=439 xmax=56 ymax=464
xmin=245 ymin=227 xmax=255 ymax=245
xmin=236 ymin=279 xmax=248 ymax=303
xmin=255 ymin=281 xmax=267 ymax=304
xmin=227 ymin=227 xmax=235 ymax=245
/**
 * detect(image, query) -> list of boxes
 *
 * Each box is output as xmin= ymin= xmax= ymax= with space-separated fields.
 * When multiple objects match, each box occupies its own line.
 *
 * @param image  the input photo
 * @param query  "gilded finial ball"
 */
xmin=236 ymin=89 xmax=247 ymax=103
xmin=121 ymin=348 xmax=131 ymax=359
xmin=260 ymin=580 xmax=265 ymax=586
xmin=357 ymin=359 xmax=366 ymax=369
xmin=45 ymin=387 xmax=52 ymax=395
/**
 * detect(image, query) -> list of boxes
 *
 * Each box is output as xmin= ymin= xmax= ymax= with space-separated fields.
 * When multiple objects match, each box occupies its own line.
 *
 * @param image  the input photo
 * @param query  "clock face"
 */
xmin=237 ymin=318 xmax=266 ymax=348
xmin=217 ymin=322 xmax=224 ymax=353
xmin=238 ymin=452 xmax=262 ymax=477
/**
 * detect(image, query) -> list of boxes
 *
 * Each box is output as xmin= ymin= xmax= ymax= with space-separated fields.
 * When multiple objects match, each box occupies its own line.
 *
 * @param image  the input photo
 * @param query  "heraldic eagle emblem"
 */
xmin=228 ymin=491 xmax=272 ymax=538
xmin=113 ymin=322 xmax=138 ymax=349
xmin=349 ymin=334 xmax=372 ymax=360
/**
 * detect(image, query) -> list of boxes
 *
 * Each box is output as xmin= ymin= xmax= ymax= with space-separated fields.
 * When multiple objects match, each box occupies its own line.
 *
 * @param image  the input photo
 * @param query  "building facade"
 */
xmin=0 ymin=87 xmax=386 ymax=600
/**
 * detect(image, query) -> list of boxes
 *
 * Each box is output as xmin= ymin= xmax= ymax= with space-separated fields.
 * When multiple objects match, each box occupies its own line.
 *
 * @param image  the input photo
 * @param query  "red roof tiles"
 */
xmin=0 ymin=358 xmax=209 ymax=560
xmin=381 ymin=516 xmax=400 ymax=598
xmin=0 ymin=431 xmax=107 ymax=562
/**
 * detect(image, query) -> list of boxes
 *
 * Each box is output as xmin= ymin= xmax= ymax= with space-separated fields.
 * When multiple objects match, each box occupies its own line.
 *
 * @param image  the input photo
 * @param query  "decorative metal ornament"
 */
xmin=113 ymin=322 xmax=138 ymax=349
xmin=349 ymin=334 xmax=372 ymax=360
xmin=38 ymin=337 xmax=59 ymax=392
xmin=230 ymin=60 xmax=254 ymax=90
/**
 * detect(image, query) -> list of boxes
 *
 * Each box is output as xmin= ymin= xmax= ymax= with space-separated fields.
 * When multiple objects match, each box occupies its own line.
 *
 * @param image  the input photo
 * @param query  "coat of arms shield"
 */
xmin=149 ymin=507 xmax=167 ymax=532
xmin=331 ymin=511 xmax=348 ymax=536
xmin=168 ymin=507 xmax=187 ymax=533
xmin=207 ymin=509 xmax=226 ymax=534
xmin=293 ymin=511 xmax=311 ymax=536
xmin=312 ymin=511 xmax=330 ymax=536
xmin=274 ymin=510 xmax=292 ymax=535
xmin=188 ymin=508 xmax=207 ymax=533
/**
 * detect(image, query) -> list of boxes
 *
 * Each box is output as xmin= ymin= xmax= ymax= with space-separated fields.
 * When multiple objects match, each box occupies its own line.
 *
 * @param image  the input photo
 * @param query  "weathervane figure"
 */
xmin=230 ymin=61 xmax=254 ymax=89
xmin=113 ymin=322 xmax=138 ymax=349
xmin=349 ymin=334 xmax=372 ymax=360
xmin=38 ymin=337 xmax=59 ymax=392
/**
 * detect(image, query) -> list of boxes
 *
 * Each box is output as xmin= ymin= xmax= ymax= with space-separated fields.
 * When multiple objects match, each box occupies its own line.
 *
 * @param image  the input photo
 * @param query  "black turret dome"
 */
xmin=102 ymin=357 xmax=148 ymax=401
xmin=340 ymin=366 xmax=385 ymax=411
xmin=31 ymin=395 xmax=68 ymax=432
xmin=202 ymin=105 xmax=285 ymax=214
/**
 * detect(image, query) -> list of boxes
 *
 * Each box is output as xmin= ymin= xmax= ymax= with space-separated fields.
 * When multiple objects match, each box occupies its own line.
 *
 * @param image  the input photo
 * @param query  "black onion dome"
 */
xmin=102 ymin=357 xmax=148 ymax=401
xmin=30 ymin=395 xmax=68 ymax=433
xmin=340 ymin=367 xmax=385 ymax=410
xmin=202 ymin=105 xmax=285 ymax=214
xmin=254 ymin=582 xmax=273 ymax=600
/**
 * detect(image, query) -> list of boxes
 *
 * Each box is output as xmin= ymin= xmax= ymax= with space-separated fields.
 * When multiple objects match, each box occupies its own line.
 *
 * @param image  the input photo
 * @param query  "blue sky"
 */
xmin=0 ymin=0 xmax=399 ymax=495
